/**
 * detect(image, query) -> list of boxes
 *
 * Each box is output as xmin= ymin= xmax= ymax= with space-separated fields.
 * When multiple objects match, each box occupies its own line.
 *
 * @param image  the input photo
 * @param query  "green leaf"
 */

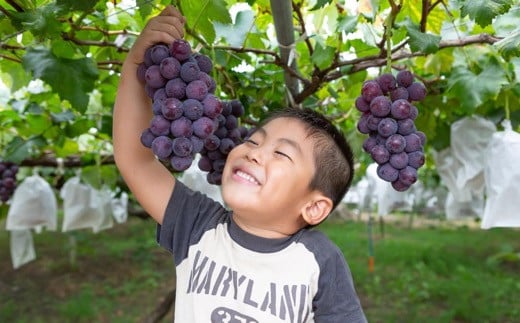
xmin=26 ymin=114 xmax=52 ymax=134
xmin=10 ymin=4 xmax=64 ymax=39
xmin=337 ymin=15 xmax=358 ymax=34
xmin=137 ymin=0 xmax=154 ymax=19
xmin=22 ymin=47 xmax=99 ymax=112
xmin=494 ymin=28 xmax=520 ymax=59
xmin=181 ymin=0 xmax=232 ymax=44
xmin=4 ymin=136 xmax=47 ymax=164
xmin=311 ymin=43 xmax=335 ymax=70
xmin=215 ymin=9 xmax=255 ymax=46
xmin=56 ymin=0 xmax=97 ymax=12
xmin=311 ymin=0 xmax=333 ymax=10
xmin=65 ymin=118 xmax=95 ymax=137
xmin=51 ymin=110 xmax=75 ymax=123
xmin=447 ymin=58 xmax=508 ymax=111
xmin=406 ymin=26 xmax=441 ymax=54
xmin=460 ymin=0 xmax=513 ymax=28
xmin=0 ymin=60 xmax=32 ymax=93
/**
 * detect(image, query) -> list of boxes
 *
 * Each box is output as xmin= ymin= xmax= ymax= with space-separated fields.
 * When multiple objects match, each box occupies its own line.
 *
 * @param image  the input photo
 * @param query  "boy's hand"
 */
xmin=128 ymin=5 xmax=186 ymax=66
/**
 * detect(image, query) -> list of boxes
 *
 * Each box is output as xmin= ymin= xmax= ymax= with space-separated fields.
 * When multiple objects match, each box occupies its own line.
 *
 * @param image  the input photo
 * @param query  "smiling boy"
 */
xmin=113 ymin=5 xmax=367 ymax=322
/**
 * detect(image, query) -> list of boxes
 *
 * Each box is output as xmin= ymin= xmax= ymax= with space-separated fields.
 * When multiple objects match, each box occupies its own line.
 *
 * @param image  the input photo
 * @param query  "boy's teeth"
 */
xmin=236 ymin=170 xmax=259 ymax=184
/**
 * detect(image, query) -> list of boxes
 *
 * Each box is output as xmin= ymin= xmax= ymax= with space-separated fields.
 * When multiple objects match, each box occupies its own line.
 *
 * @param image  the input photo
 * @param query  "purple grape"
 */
xmin=202 ymin=95 xmax=223 ymax=119
xmin=137 ymin=63 xmax=147 ymax=83
xmin=377 ymin=118 xmax=398 ymax=137
xmin=140 ymin=128 xmax=156 ymax=148
xmin=144 ymin=47 xmax=154 ymax=67
xmin=219 ymin=138 xmax=236 ymax=154
xmin=149 ymin=115 xmax=171 ymax=136
xmin=212 ymin=159 xmax=226 ymax=172
xmin=390 ymin=99 xmax=412 ymax=119
xmin=385 ymin=134 xmax=406 ymax=154
xmin=193 ymin=117 xmax=215 ymax=139
xmin=377 ymin=163 xmax=399 ymax=182
xmin=408 ymin=151 xmax=425 ymax=169
xmin=404 ymin=133 xmax=422 ymax=152
xmin=144 ymin=83 xmax=156 ymax=99
xmin=161 ymin=98 xmax=183 ymax=120
xmin=361 ymin=80 xmax=383 ymax=102
xmin=172 ymin=137 xmax=193 ymax=157
xmin=389 ymin=151 xmax=409 ymax=169
xmin=370 ymin=144 xmax=390 ymax=164
xmin=207 ymin=149 xmax=224 ymax=161
xmin=238 ymin=126 xmax=249 ymax=139
xmin=231 ymin=99 xmax=245 ymax=117
xmin=152 ymin=100 xmax=164 ymax=115
xmin=198 ymin=155 xmax=213 ymax=172
xmin=216 ymin=114 xmax=227 ymax=127
xmin=145 ymin=65 xmax=166 ymax=89
xmin=170 ymin=155 xmax=193 ymax=172
xmin=225 ymin=115 xmax=238 ymax=130
xmin=377 ymin=73 xmax=397 ymax=94
xmin=214 ymin=126 xmax=228 ymax=139
xmin=399 ymin=166 xmax=418 ymax=186
xmin=416 ymin=131 xmax=426 ymax=145
xmin=357 ymin=113 xmax=371 ymax=134
xmin=170 ymin=39 xmax=192 ymax=62
xmin=391 ymin=180 xmax=410 ymax=192
xmin=2 ymin=177 xmax=15 ymax=189
xmin=366 ymin=115 xmax=382 ymax=131
xmin=190 ymin=136 xmax=204 ymax=153
xmin=207 ymin=171 xmax=222 ymax=185
xmin=185 ymin=80 xmax=208 ymax=101
xmin=193 ymin=53 xmax=213 ymax=73
xmin=221 ymin=101 xmax=232 ymax=116
xmin=390 ymin=86 xmax=409 ymax=101
xmin=170 ymin=117 xmax=193 ymax=137
xmin=153 ymin=88 xmax=167 ymax=102
xmin=198 ymin=72 xmax=216 ymax=93
xmin=369 ymin=95 xmax=392 ymax=117
xmin=152 ymin=136 xmax=173 ymax=159
xmin=151 ymin=44 xmax=170 ymax=64
xmin=397 ymin=118 xmax=416 ymax=136
xmin=409 ymin=105 xmax=418 ymax=120
xmin=160 ymin=56 xmax=181 ymax=79
xmin=228 ymin=128 xmax=242 ymax=143
xmin=182 ymin=99 xmax=204 ymax=120
xmin=355 ymin=96 xmax=370 ymax=113
xmin=204 ymin=134 xmax=221 ymax=151
xmin=362 ymin=136 xmax=378 ymax=153
xmin=396 ymin=70 xmax=414 ymax=87
xmin=407 ymin=82 xmax=427 ymax=101
xmin=165 ymin=78 xmax=186 ymax=99
xmin=180 ymin=61 xmax=201 ymax=83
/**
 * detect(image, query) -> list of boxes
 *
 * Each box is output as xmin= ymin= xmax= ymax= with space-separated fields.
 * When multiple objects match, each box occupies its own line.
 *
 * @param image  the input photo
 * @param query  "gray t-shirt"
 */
xmin=157 ymin=181 xmax=367 ymax=323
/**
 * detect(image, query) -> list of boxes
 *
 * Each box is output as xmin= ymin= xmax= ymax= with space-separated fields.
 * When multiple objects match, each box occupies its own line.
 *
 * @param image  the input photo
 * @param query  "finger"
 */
xmin=160 ymin=5 xmax=186 ymax=24
xmin=149 ymin=17 xmax=184 ymax=39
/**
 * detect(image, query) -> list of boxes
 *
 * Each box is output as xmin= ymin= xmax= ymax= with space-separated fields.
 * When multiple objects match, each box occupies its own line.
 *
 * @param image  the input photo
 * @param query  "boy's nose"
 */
xmin=245 ymin=146 xmax=263 ymax=164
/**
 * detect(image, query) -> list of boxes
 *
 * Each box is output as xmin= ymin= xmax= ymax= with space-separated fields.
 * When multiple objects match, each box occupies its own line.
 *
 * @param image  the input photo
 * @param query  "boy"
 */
xmin=113 ymin=5 xmax=367 ymax=323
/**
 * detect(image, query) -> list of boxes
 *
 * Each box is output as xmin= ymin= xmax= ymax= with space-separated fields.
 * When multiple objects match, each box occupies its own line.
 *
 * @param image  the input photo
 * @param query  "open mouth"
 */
xmin=234 ymin=169 xmax=260 ymax=185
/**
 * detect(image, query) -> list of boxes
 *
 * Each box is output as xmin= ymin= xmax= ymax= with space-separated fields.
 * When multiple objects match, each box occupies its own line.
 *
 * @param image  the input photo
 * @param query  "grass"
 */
xmin=1 ymin=214 xmax=519 ymax=322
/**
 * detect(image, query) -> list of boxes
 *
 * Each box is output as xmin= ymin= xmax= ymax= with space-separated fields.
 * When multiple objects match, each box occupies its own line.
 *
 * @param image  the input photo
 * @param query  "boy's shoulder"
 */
xmin=298 ymin=228 xmax=345 ymax=260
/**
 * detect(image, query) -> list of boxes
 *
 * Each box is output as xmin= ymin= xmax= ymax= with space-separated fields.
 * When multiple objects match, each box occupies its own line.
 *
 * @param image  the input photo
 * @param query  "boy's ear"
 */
xmin=301 ymin=193 xmax=333 ymax=226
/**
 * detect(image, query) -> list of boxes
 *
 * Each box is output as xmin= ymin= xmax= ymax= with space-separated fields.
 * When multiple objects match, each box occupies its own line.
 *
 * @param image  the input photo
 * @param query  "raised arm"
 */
xmin=113 ymin=6 xmax=185 ymax=224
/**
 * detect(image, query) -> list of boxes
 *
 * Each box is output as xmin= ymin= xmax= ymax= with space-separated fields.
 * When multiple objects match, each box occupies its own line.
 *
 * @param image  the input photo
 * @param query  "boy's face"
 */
xmin=221 ymin=117 xmax=318 ymax=236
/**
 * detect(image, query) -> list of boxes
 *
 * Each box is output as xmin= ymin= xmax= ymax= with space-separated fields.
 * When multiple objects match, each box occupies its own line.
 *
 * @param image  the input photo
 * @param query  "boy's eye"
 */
xmin=244 ymin=138 xmax=258 ymax=145
xmin=275 ymin=151 xmax=292 ymax=161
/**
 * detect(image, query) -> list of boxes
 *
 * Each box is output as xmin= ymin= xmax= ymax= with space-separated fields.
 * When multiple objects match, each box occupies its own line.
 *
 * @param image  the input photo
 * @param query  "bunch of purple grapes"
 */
xmin=0 ymin=161 xmax=18 ymax=202
xmin=138 ymin=39 xmax=224 ymax=173
xmin=356 ymin=70 xmax=427 ymax=191
xmin=197 ymin=99 xmax=250 ymax=185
